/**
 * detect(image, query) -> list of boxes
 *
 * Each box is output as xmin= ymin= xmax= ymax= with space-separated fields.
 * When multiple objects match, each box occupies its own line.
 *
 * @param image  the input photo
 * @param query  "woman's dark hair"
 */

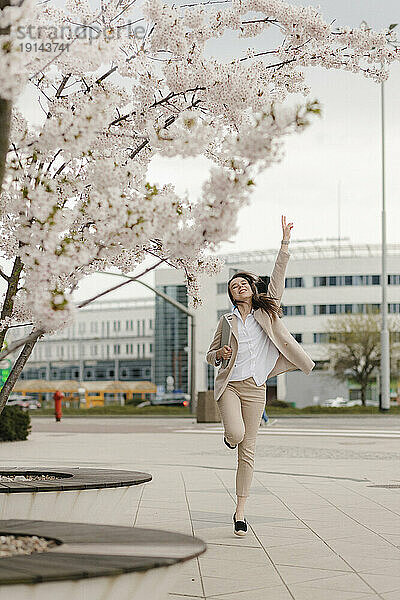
xmin=227 ymin=270 xmax=283 ymax=320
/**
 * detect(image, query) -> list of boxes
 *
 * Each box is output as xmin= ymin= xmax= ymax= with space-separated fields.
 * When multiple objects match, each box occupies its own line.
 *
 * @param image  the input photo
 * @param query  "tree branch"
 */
xmin=0 ymin=327 xmax=44 ymax=362
xmin=77 ymin=256 xmax=169 ymax=309
xmin=0 ymin=333 xmax=40 ymax=413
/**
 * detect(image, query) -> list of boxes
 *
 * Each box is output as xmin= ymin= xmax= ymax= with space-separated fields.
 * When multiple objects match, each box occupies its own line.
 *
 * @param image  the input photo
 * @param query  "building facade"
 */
xmin=17 ymin=242 xmax=400 ymax=408
xmin=155 ymin=243 xmax=400 ymax=407
xmin=22 ymin=298 xmax=155 ymax=383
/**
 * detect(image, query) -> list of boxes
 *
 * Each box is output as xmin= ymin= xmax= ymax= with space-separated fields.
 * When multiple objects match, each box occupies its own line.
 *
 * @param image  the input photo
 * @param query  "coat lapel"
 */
xmin=224 ymin=313 xmax=238 ymax=343
xmin=253 ymin=307 xmax=273 ymax=336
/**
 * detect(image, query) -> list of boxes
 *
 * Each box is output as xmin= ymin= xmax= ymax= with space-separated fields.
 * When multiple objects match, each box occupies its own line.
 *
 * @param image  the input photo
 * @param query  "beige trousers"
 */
xmin=217 ymin=376 xmax=266 ymax=498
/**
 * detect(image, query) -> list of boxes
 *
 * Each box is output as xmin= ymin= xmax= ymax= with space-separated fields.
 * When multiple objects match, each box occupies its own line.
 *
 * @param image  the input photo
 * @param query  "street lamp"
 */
xmin=360 ymin=20 xmax=391 ymax=411
xmin=380 ymin=80 xmax=390 ymax=412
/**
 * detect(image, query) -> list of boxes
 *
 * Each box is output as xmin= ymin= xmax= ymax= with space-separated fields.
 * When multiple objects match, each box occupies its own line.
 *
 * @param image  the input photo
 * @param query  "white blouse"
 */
xmin=228 ymin=307 xmax=280 ymax=386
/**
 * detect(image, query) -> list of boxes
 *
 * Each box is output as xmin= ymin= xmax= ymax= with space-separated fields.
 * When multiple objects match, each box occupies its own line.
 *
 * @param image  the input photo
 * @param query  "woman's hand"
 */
xmin=281 ymin=215 xmax=293 ymax=242
xmin=217 ymin=345 xmax=232 ymax=360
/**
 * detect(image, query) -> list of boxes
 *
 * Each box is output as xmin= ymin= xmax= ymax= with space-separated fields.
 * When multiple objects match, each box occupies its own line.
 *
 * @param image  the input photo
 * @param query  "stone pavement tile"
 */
xmin=199 ymin=558 xmax=276 ymax=580
xmin=379 ymin=533 xmax=400 ymax=545
xmin=168 ymin=568 xmax=204 ymax=597
xmin=136 ymin=506 xmax=190 ymax=520
xmin=193 ymin=519 xmax=232 ymax=531
xmin=344 ymin=556 xmax=400 ymax=573
xmin=207 ymin=585 xmax=293 ymax=600
xmin=359 ymin=573 xmax=400 ymax=594
xmin=202 ymin=575 xmax=282 ymax=597
xmin=277 ymin=565 xmax=351 ymax=584
xmin=382 ymin=591 xmax=400 ymax=600
xmin=287 ymin=587 xmax=378 ymax=600
xmin=301 ymin=521 xmax=366 ymax=540
xmin=275 ymin=553 xmax=352 ymax=571
xmin=137 ymin=498 xmax=189 ymax=510
xmin=374 ymin=523 xmax=400 ymax=535
xmin=327 ymin=540 xmax=397 ymax=560
xmin=193 ymin=525 xmax=260 ymax=547
xmin=168 ymin=596 xmax=200 ymax=600
xmin=255 ymin=520 xmax=308 ymax=530
xmin=267 ymin=539 xmax=346 ymax=563
xmin=135 ymin=518 xmax=193 ymax=535
xmin=204 ymin=543 xmax=268 ymax=565
xmin=293 ymin=507 xmax=349 ymax=521
xmin=359 ymin=561 xmax=400 ymax=576
xmin=253 ymin=525 xmax=317 ymax=545
xmin=191 ymin=510 xmax=233 ymax=524
xmin=288 ymin=573 xmax=376 ymax=594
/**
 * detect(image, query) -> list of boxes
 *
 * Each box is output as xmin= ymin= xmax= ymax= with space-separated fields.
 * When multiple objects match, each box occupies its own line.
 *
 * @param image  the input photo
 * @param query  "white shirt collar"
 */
xmin=232 ymin=306 xmax=254 ymax=316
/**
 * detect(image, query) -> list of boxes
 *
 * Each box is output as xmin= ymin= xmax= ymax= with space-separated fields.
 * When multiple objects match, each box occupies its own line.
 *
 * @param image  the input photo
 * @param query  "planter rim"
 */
xmin=0 ymin=519 xmax=206 ymax=585
xmin=0 ymin=467 xmax=152 ymax=493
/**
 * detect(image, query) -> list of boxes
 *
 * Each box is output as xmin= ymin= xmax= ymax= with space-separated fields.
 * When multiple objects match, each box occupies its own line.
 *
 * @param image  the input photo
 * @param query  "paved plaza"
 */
xmin=3 ymin=415 xmax=400 ymax=600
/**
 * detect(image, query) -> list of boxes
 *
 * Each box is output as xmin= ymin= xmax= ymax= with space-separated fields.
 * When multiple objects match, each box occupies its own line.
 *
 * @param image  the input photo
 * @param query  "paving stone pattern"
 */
xmin=11 ymin=416 xmax=400 ymax=599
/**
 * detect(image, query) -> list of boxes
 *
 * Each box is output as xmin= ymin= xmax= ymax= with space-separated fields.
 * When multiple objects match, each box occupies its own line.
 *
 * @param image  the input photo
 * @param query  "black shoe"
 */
xmin=233 ymin=513 xmax=247 ymax=536
xmin=224 ymin=437 xmax=237 ymax=449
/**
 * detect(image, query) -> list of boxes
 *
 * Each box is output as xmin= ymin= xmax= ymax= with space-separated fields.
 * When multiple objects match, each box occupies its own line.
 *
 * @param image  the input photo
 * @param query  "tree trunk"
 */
xmin=0 ymin=336 xmax=38 ymax=413
xmin=0 ymin=1 xmax=12 ymax=192
xmin=0 ymin=97 xmax=11 ymax=193
xmin=0 ymin=255 xmax=23 ymax=350
xmin=360 ymin=385 xmax=367 ymax=407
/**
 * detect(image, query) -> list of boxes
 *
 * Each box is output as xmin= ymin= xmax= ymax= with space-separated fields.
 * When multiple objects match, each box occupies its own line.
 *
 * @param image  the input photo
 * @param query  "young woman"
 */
xmin=206 ymin=215 xmax=315 ymax=536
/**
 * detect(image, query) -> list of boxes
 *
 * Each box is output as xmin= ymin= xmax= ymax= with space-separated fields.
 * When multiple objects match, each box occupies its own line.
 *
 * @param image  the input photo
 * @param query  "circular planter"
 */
xmin=0 ymin=519 xmax=206 ymax=600
xmin=0 ymin=468 xmax=152 ymax=525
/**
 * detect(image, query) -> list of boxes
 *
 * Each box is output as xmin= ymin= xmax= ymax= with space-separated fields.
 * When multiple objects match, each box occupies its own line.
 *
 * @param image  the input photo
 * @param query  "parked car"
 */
xmin=137 ymin=393 xmax=190 ymax=408
xmin=6 ymin=396 xmax=41 ymax=410
xmin=321 ymin=397 xmax=348 ymax=408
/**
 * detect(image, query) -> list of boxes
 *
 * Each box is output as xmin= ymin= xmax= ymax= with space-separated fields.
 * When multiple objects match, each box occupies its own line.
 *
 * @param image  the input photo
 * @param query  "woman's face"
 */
xmin=229 ymin=277 xmax=253 ymax=303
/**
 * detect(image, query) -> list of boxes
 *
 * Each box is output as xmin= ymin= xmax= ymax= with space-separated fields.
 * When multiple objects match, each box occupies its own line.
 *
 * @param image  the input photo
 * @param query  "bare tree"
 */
xmin=325 ymin=313 xmax=400 ymax=406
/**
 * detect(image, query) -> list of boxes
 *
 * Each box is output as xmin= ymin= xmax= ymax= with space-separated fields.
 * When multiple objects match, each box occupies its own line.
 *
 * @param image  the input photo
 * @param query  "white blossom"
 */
xmin=0 ymin=0 xmax=398 ymax=327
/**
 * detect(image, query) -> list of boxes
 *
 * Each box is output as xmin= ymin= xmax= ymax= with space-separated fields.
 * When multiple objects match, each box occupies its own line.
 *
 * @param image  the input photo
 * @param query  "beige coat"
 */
xmin=206 ymin=244 xmax=315 ymax=402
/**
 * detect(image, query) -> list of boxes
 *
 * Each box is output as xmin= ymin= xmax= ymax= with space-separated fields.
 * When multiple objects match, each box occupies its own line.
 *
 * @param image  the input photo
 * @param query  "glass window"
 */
xmin=345 ymin=304 xmax=353 ymax=313
xmin=344 ymin=276 xmax=352 ymax=286
xmin=372 ymin=275 xmax=380 ymax=285
xmin=328 ymin=305 xmax=337 ymax=314
xmin=217 ymin=282 xmax=227 ymax=294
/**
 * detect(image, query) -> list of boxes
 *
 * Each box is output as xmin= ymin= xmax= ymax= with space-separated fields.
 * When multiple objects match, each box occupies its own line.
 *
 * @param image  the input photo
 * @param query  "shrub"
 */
xmin=267 ymin=398 xmax=290 ymax=408
xmin=0 ymin=406 xmax=31 ymax=441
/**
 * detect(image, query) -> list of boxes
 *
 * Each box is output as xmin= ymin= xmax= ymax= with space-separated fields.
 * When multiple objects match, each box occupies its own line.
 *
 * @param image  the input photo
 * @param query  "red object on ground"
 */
xmin=53 ymin=390 xmax=64 ymax=422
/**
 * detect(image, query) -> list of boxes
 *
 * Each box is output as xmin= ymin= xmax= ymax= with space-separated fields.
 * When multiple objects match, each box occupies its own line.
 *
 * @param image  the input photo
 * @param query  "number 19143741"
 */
xmin=19 ymin=42 xmax=70 ymax=52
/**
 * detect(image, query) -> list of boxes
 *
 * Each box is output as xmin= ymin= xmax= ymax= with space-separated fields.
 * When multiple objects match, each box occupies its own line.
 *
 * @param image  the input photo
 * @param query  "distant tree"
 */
xmin=325 ymin=313 xmax=400 ymax=406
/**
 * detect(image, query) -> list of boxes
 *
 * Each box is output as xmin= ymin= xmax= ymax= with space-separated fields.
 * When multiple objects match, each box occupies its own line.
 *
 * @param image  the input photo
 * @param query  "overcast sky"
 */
xmin=19 ymin=1 xmax=400 ymax=303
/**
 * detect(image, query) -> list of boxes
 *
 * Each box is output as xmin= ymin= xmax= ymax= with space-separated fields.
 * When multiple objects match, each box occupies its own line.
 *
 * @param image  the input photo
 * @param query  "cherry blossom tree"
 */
xmin=0 ymin=0 xmax=398 ymax=411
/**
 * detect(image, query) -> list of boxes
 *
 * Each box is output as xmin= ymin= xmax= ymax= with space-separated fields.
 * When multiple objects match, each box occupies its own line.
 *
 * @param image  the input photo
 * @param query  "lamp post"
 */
xmin=98 ymin=272 xmax=196 ymax=414
xmin=360 ymin=20 xmax=391 ymax=411
xmin=380 ymin=81 xmax=390 ymax=412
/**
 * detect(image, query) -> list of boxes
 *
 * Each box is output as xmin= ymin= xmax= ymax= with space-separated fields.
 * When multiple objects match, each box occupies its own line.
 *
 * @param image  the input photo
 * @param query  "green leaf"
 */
xmin=389 ymin=23 xmax=398 ymax=30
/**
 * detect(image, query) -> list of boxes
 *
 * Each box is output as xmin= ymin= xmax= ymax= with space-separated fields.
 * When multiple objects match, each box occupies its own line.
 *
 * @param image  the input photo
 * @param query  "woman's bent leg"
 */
xmin=217 ymin=383 xmax=245 ymax=447
xmin=235 ymin=378 xmax=266 ymax=498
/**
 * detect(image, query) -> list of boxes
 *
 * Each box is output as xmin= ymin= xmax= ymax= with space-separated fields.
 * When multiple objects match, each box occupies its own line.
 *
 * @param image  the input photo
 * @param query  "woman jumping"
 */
xmin=206 ymin=215 xmax=315 ymax=536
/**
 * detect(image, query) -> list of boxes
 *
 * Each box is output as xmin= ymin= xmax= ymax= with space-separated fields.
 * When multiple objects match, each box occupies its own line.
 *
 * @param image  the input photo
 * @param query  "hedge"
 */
xmin=0 ymin=406 xmax=31 ymax=441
